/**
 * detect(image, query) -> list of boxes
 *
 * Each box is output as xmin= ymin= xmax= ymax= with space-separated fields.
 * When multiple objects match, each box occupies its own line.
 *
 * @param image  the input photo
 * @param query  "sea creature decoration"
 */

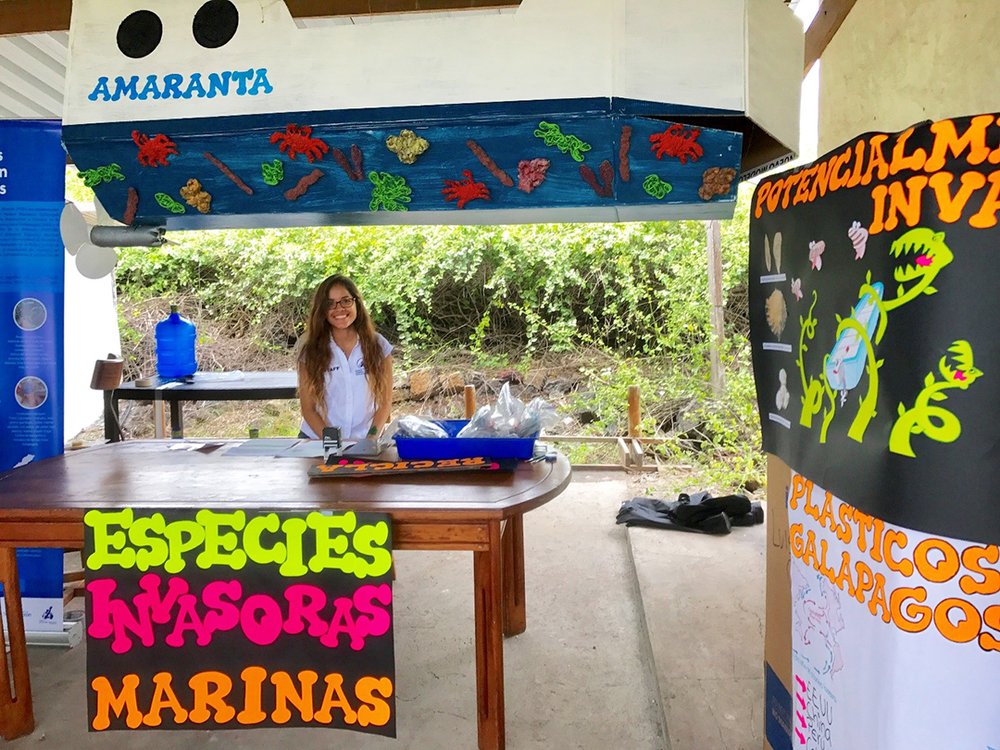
xmin=154 ymin=192 xmax=186 ymax=213
xmin=261 ymin=159 xmax=284 ymax=186
xmin=386 ymin=129 xmax=429 ymax=165
xmin=180 ymin=178 xmax=212 ymax=213
xmin=765 ymin=232 xmax=782 ymax=273
xmin=204 ymin=152 xmax=253 ymax=195
xmin=580 ymin=160 xmax=614 ymax=198
xmin=642 ymin=174 xmax=673 ymax=199
xmin=269 ymin=124 xmax=329 ymax=162
xmin=123 ymin=186 xmax=139 ymax=224
xmin=331 ymin=146 xmax=364 ymax=181
xmin=808 ymin=240 xmax=826 ymax=270
xmin=442 ymin=170 xmax=490 ymax=209
xmin=131 ymin=130 xmax=178 ymax=167
xmin=889 ymin=340 xmax=983 ymax=458
xmin=648 ymin=123 xmax=703 ymax=164
xmin=284 ymin=169 xmax=324 ymax=201
xmin=78 ymin=163 xmax=124 ymax=187
xmin=619 ymin=125 xmax=633 ymax=181
xmin=848 ymin=220 xmax=869 ymax=260
xmin=790 ymin=278 xmax=802 ymax=301
xmin=698 ymin=167 xmax=735 ymax=200
xmin=533 ymin=121 xmax=591 ymax=162
xmin=368 ymin=171 xmax=411 ymax=211
xmin=775 ymin=369 xmax=790 ymax=411
xmin=765 ymin=289 xmax=788 ymax=338
xmin=517 ymin=158 xmax=550 ymax=193
xmin=467 ymin=140 xmax=513 ymax=187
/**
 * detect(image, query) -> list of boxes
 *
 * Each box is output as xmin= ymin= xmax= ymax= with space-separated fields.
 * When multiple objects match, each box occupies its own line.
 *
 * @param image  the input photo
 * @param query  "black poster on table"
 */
xmin=84 ymin=509 xmax=395 ymax=735
xmin=749 ymin=113 xmax=1000 ymax=544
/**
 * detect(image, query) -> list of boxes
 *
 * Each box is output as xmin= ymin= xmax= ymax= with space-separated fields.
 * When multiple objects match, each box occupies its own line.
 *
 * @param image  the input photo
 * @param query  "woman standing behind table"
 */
xmin=297 ymin=274 xmax=393 ymax=440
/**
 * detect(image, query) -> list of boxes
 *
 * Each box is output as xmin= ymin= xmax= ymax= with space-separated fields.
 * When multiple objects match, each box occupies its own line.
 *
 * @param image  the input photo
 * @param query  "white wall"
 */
xmin=63 ymin=252 xmax=120 ymax=440
xmin=817 ymin=0 xmax=1000 ymax=152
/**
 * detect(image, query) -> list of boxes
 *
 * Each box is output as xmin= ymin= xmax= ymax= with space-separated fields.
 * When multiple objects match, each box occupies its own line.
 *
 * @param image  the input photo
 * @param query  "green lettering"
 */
xmin=195 ymin=509 xmax=247 ymax=570
xmin=162 ymin=519 xmax=205 ymax=574
xmin=84 ymin=509 xmax=136 ymax=570
xmin=352 ymin=522 xmax=392 ymax=578
xmin=130 ymin=513 xmax=168 ymax=571
xmin=279 ymin=517 xmax=309 ymax=577
xmin=244 ymin=514 xmax=285 ymax=567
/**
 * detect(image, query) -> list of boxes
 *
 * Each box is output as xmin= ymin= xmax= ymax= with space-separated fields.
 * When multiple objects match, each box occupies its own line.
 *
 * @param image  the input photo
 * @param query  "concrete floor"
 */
xmin=7 ymin=472 xmax=766 ymax=749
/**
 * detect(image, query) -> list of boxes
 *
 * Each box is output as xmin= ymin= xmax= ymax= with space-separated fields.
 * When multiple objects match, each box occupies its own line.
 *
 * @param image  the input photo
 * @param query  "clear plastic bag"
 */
xmin=457 ymin=383 xmax=558 ymax=438
xmin=395 ymin=415 xmax=449 ymax=438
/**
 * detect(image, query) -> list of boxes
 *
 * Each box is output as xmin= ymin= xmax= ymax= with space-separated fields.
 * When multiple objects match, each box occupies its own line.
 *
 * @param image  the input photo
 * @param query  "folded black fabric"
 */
xmin=616 ymin=493 xmax=763 ymax=535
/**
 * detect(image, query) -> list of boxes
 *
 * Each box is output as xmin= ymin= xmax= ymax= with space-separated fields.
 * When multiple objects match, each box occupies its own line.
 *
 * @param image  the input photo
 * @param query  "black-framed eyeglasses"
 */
xmin=325 ymin=297 xmax=355 ymax=310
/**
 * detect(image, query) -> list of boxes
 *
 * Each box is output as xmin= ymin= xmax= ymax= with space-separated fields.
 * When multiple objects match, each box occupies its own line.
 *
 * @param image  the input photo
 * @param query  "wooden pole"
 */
xmin=627 ymin=385 xmax=641 ymax=437
xmin=464 ymin=384 xmax=477 ymax=419
xmin=705 ymin=220 xmax=725 ymax=397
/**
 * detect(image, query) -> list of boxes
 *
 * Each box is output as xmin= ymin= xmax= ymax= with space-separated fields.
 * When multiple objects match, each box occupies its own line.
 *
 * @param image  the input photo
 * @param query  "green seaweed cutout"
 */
xmin=261 ymin=159 xmax=284 ymax=186
xmin=368 ymin=171 xmax=411 ymax=212
xmin=78 ymin=163 xmax=124 ymax=187
xmin=533 ymin=121 xmax=591 ymax=162
xmin=154 ymin=192 xmax=186 ymax=214
xmin=642 ymin=175 xmax=673 ymax=199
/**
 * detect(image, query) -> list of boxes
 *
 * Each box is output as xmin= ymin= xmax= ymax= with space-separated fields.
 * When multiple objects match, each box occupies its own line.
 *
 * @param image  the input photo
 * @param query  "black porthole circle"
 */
xmin=193 ymin=0 xmax=239 ymax=49
xmin=116 ymin=10 xmax=163 ymax=59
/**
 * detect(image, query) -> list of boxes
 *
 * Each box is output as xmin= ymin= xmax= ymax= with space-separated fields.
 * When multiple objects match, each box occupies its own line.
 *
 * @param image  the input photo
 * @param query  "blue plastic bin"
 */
xmin=394 ymin=419 xmax=538 ymax=460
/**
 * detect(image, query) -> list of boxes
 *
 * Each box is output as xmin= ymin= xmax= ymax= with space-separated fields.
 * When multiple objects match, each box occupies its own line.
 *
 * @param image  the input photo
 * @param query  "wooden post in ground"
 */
xmin=705 ymin=219 xmax=725 ymax=397
xmin=464 ymin=384 xmax=477 ymax=419
xmin=627 ymin=385 xmax=641 ymax=437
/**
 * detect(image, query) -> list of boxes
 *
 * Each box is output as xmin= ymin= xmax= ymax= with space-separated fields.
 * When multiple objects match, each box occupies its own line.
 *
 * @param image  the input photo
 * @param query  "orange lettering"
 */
xmin=890 ymin=586 xmax=931 ymax=633
xmin=933 ymin=598 xmax=980 ymax=644
xmin=959 ymin=545 xmax=1000 ymax=596
xmin=913 ymin=538 xmax=960 ymax=583
xmin=968 ymin=170 xmax=1000 ymax=229
xmin=925 ymin=115 xmax=993 ymax=171
xmin=271 ymin=670 xmax=318 ymax=723
xmin=188 ymin=671 xmax=235 ymax=724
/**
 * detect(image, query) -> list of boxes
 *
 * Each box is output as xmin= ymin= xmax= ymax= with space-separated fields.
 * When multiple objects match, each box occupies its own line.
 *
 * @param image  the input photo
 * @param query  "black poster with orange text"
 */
xmin=749 ymin=113 xmax=1000 ymax=545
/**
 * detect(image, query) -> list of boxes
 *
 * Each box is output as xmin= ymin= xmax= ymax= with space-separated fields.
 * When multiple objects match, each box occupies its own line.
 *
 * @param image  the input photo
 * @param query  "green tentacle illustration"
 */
xmin=889 ymin=341 xmax=983 ymax=457
xmin=798 ymin=292 xmax=824 ymax=429
xmin=819 ymin=354 xmax=837 ymax=443
xmin=882 ymin=228 xmax=953 ymax=311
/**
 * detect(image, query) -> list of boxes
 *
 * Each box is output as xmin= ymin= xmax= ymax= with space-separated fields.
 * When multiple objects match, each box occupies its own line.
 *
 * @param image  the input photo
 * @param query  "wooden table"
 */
xmin=105 ymin=371 xmax=298 ymax=441
xmin=0 ymin=440 xmax=570 ymax=749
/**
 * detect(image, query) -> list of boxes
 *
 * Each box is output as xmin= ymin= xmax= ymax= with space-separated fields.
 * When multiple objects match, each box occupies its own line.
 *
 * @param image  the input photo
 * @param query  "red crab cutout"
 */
xmin=269 ymin=124 xmax=330 ymax=162
xmin=132 ymin=130 xmax=178 ymax=167
xmin=649 ymin=123 xmax=704 ymax=164
xmin=442 ymin=170 xmax=490 ymax=209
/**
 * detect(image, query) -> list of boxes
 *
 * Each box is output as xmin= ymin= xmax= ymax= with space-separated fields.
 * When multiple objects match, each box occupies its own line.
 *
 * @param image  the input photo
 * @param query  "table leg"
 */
xmin=0 ymin=548 xmax=34 ymax=740
xmin=473 ymin=521 xmax=505 ymax=750
xmin=170 ymin=402 xmax=184 ymax=439
xmin=501 ymin=514 xmax=526 ymax=636
xmin=103 ymin=391 xmax=121 ymax=443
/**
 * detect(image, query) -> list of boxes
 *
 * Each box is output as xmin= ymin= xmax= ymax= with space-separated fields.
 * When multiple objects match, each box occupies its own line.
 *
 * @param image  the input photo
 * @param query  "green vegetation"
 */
xmin=74 ymin=159 xmax=762 ymax=489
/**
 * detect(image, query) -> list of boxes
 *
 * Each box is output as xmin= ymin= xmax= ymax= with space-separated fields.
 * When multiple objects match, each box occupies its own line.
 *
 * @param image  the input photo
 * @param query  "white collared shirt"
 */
xmin=300 ymin=333 xmax=392 ymax=440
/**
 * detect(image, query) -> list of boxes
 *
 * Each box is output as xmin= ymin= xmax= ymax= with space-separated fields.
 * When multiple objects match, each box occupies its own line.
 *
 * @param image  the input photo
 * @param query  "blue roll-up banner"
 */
xmin=0 ymin=120 xmax=67 ymax=632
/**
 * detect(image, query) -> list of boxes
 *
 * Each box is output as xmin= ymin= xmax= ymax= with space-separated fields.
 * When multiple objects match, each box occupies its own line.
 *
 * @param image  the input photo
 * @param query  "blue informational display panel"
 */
xmin=0 ymin=120 xmax=67 ymax=631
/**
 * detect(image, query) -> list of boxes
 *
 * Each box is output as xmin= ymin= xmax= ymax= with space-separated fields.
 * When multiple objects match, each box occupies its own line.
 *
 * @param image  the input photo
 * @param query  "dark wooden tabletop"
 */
xmin=0 ymin=440 xmax=572 ymax=519
xmin=114 ymin=371 xmax=298 ymax=402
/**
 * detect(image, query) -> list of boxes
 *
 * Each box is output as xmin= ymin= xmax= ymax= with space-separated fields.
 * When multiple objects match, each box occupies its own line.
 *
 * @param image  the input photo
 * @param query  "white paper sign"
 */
xmin=788 ymin=470 xmax=1000 ymax=749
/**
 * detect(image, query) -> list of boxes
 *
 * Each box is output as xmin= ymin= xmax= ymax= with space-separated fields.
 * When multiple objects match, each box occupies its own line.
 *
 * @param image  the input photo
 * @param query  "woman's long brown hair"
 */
xmin=297 ymin=274 xmax=390 ymax=419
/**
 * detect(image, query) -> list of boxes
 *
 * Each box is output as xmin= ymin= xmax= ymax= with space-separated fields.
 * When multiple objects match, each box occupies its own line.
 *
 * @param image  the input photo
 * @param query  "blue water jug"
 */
xmin=155 ymin=304 xmax=197 ymax=378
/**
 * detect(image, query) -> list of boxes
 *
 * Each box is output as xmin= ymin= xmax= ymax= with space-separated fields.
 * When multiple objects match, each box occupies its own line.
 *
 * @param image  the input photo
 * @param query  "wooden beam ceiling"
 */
xmin=803 ymin=0 xmax=858 ymax=76
xmin=0 ymin=0 xmax=521 ymax=36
